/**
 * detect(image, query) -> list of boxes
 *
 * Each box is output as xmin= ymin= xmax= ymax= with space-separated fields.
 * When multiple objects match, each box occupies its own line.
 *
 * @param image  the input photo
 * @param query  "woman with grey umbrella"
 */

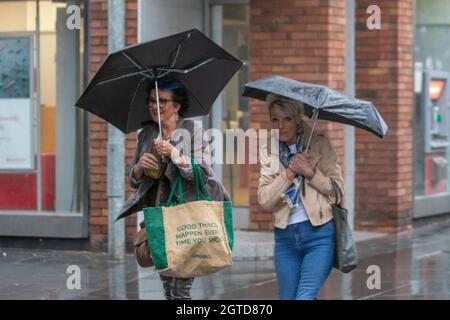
xmin=125 ymin=76 xmax=230 ymax=300
xmin=257 ymin=94 xmax=344 ymax=300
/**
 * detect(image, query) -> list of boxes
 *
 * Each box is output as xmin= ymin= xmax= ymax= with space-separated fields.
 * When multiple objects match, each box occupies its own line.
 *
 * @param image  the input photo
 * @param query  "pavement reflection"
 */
xmin=0 ymin=220 xmax=449 ymax=300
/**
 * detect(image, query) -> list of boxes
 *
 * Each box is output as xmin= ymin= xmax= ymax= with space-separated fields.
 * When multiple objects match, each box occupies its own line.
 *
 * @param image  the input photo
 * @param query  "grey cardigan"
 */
xmin=117 ymin=118 xmax=230 ymax=220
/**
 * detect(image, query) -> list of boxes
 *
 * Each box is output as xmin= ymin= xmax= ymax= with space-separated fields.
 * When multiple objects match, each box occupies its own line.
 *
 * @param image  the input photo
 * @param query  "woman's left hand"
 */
xmin=288 ymin=152 xmax=316 ymax=180
xmin=154 ymin=139 xmax=178 ymax=158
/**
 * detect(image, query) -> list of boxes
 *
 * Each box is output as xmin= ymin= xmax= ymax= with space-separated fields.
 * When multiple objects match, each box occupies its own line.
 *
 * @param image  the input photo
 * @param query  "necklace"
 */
xmin=162 ymin=118 xmax=180 ymax=141
xmin=158 ymin=132 xmax=171 ymax=141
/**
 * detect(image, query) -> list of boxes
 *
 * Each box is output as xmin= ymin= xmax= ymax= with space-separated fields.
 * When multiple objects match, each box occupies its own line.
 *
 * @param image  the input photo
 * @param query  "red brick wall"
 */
xmin=354 ymin=0 xmax=414 ymax=232
xmin=249 ymin=0 xmax=347 ymax=230
xmin=89 ymin=0 xmax=138 ymax=250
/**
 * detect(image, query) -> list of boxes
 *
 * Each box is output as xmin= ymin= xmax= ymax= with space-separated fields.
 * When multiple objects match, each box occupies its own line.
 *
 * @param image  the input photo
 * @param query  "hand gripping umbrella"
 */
xmin=75 ymin=28 xmax=243 ymax=139
xmin=243 ymin=75 xmax=388 ymax=151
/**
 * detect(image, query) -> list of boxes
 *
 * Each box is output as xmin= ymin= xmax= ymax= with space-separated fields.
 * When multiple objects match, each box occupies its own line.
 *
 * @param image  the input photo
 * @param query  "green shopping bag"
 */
xmin=143 ymin=159 xmax=234 ymax=278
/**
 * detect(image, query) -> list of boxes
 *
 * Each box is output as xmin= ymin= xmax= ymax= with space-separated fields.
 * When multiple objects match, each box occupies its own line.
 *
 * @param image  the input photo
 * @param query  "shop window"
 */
xmin=0 ymin=0 xmax=86 ymax=212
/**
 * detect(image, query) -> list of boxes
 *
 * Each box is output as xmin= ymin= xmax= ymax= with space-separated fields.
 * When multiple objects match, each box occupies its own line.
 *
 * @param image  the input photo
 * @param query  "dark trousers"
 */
xmin=159 ymin=274 xmax=194 ymax=300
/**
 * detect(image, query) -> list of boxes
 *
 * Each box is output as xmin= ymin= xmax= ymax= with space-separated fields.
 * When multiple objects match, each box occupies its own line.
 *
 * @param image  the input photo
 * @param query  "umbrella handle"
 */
xmin=305 ymin=109 xmax=319 ymax=153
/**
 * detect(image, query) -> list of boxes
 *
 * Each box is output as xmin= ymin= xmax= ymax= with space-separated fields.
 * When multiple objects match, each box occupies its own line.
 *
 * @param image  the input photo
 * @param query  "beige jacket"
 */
xmin=257 ymin=124 xmax=344 ymax=229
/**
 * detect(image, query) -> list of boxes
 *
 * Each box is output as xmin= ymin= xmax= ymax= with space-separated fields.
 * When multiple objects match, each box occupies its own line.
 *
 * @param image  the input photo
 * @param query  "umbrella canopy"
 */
xmin=75 ymin=29 xmax=242 ymax=134
xmin=243 ymin=75 xmax=388 ymax=140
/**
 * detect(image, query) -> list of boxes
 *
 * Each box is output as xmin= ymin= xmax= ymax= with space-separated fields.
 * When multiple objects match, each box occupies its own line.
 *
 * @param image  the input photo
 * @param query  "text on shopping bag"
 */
xmin=175 ymin=222 xmax=224 ymax=246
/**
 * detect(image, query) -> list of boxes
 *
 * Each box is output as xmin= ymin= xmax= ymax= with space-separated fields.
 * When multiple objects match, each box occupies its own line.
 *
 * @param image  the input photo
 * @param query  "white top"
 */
xmin=287 ymin=144 xmax=309 ymax=225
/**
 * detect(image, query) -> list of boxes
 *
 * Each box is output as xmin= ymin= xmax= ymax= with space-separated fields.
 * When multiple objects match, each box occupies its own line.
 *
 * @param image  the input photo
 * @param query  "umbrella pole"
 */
xmin=305 ymin=109 xmax=319 ymax=153
xmin=155 ymin=79 xmax=163 ymax=139
xmin=154 ymin=79 xmax=167 ymax=163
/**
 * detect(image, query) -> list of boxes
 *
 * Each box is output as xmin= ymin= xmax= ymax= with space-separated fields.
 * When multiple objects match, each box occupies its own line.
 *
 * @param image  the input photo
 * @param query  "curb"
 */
xmin=231 ymin=229 xmax=387 ymax=260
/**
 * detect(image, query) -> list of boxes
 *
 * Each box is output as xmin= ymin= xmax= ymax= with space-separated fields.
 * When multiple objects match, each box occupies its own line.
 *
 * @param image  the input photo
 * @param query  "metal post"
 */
xmin=345 ymin=0 xmax=355 ymax=230
xmin=36 ymin=0 xmax=42 ymax=212
xmin=108 ymin=0 xmax=126 ymax=259
xmin=210 ymin=5 xmax=224 ymax=181
xmin=341 ymin=0 xmax=356 ymax=299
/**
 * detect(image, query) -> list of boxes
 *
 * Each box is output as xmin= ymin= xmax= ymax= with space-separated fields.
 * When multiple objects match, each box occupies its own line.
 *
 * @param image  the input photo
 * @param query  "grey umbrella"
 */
xmin=243 ymin=75 xmax=388 ymax=151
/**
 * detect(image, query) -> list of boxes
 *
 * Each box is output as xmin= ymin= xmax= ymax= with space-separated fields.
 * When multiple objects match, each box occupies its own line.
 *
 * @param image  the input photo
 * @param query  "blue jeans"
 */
xmin=274 ymin=219 xmax=335 ymax=300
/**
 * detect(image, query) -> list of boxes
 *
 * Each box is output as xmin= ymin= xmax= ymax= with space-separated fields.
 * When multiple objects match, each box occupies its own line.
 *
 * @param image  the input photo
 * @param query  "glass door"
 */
xmin=210 ymin=1 xmax=250 ymax=207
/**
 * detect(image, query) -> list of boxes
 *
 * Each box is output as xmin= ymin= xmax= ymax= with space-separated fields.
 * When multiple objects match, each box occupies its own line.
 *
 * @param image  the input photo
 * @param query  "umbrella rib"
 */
xmin=97 ymin=56 xmax=232 ymax=85
xmin=157 ymin=30 xmax=192 ymax=77
xmin=157 ymin=57 xmax=214 ymax=75
xmin=96 ymin=69 xmax=155 ymax=86
xmin=170 ymin=30 xmax=193 ymax=68
xmin=169 ymin=42 xmax=182 ymax=68
xmin=121 ymin=51 xmax=144 ymax=70
xmin=125 ymin=76 xmax=148 ymax=132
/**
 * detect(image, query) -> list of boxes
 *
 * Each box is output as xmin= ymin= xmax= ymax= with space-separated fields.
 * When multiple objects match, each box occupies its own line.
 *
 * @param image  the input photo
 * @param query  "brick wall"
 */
xmin=249 ymin=0 xmax=347 ymax=230
xmin=354 ymin=0 xmax=414 ymax=232
xmin=89 ymin=0 xmax=138 ymax=250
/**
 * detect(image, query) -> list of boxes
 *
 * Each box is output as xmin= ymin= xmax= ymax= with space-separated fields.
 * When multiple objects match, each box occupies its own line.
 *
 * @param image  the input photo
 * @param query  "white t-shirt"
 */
xmin=287 ymin=144 xmax=309 ymax=225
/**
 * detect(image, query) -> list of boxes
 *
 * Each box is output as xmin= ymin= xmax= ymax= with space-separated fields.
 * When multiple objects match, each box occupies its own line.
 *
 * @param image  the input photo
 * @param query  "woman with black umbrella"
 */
xmin=75 ymin=29 xmax=240 ymax=299
xmin=257 ymin=94 xmax=345 ymax=300
xmin=125 ymin=76 xmax=230 ymax=300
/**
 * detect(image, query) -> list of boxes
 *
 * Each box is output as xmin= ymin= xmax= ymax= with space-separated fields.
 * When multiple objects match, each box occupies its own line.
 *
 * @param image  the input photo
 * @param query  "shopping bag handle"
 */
xmin=192 ymin=158 xmax=212 ymax=201
xmin=164 ymin=158 xmax=212 ymax=206
xmin=165 ymin=175 xmax=184 ymax=206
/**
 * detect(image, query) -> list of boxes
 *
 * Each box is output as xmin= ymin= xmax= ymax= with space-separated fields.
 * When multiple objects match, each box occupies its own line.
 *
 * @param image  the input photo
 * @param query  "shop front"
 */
xmin=0 ymin=0 xmax=89 ymax=239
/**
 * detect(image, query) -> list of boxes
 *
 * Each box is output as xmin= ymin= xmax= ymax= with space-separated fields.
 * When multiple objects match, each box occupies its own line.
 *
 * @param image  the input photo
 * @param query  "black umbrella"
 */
xmin=75 ymin=28 xmax=242 ymax=135
xmin=243 ymin=75 xmax=388 ymax=151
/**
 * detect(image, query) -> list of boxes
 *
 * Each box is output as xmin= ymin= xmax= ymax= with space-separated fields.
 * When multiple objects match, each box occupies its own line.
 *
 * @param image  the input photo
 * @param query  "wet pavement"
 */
xmin=1 ymin=219 xmax=449 ymax=300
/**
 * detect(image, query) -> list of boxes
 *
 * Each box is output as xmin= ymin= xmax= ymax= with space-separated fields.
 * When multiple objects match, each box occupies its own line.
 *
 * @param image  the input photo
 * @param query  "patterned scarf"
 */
xmin=279 ymin=125 xmax=305 ymax=210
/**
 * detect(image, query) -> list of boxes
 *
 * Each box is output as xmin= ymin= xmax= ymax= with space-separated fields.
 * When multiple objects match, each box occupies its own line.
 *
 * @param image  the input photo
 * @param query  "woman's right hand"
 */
xmin=137 ymin=153 xmax=159 ymax=171
xmin=134 ymin=153 xmax=159 ymax=179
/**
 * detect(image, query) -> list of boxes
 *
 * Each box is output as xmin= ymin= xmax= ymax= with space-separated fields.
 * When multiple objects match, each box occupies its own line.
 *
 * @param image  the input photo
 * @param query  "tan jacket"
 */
xmin=257 ymin=124 xmax=344 ymax=229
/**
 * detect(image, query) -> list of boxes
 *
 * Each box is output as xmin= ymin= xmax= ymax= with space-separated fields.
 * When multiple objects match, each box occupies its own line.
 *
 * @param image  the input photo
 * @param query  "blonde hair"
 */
xmin=266 ymin=94 xmax=305 ymax=120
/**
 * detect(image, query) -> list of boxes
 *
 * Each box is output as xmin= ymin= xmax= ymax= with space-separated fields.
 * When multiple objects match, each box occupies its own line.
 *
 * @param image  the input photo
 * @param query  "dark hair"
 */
xmin=145 ymin=77 xmax=189 ymax=115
